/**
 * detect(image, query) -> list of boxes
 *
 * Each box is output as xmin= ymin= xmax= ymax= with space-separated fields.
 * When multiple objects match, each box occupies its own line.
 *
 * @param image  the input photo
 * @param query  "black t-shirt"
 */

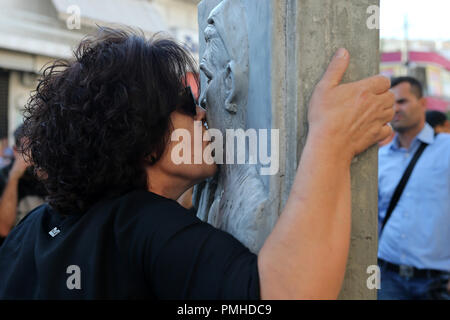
xmin=0 ymin=190 xmax=260 ymax=299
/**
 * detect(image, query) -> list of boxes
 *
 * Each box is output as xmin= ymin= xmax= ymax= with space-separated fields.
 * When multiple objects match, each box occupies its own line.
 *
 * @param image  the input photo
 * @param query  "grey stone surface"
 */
xmin=291 ymin=0 xmax=380 ymax=300
xmin=195 ymin=0 xmax=379 ymax=299
xmin=194 ymin=0 xmax=277 ymax=253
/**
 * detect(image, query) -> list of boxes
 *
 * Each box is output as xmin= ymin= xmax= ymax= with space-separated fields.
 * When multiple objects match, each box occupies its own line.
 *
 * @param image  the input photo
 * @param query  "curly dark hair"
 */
xmin=22 ymin=27 xmax=198 ymax=214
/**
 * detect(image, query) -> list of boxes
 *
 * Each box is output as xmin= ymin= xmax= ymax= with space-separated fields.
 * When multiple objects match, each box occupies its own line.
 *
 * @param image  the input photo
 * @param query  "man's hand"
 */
xmin=308 ymin=48 xmax=395 ymax=162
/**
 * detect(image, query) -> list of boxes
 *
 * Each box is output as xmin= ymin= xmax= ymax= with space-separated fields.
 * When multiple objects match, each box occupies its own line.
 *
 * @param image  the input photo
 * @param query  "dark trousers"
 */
xmin=378 ymin=262 xmax=450 ymax=300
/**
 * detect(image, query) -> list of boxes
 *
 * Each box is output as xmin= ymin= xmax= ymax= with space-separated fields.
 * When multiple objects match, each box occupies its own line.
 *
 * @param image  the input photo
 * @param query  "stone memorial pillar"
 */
xmin=194 ymin=0 xmax=379 ymax=300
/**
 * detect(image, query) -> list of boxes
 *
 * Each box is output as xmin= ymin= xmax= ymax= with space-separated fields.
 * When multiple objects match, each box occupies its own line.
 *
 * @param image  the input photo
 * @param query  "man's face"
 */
xmin=390 ymin=82 xmax=426 ymax=133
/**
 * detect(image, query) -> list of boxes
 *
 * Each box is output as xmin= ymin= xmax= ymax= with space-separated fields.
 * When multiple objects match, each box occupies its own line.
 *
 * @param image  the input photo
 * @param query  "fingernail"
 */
xmin=336 ymin=48 xmax=347 ymax=58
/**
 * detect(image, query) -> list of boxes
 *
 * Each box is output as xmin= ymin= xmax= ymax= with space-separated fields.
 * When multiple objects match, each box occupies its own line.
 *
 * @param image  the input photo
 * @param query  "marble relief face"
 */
xmin=199 ymin=20 xmax=233 ymax=134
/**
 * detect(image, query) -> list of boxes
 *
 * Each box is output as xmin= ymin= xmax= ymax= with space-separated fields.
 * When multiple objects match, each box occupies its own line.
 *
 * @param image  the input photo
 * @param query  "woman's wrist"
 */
xmin=305 ymin=127 xmax=354 ymax=167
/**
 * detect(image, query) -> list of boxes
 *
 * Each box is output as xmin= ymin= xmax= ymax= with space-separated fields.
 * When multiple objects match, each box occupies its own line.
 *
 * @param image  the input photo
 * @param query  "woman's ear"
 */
xmin=224 ymin=62 xmax=238 ymax=114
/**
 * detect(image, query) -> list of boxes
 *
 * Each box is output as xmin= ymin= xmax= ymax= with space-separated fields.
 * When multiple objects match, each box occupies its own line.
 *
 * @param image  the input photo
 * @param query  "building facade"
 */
xmin=0 ymin=0 xmax=200 ymax=148
xmin=381 ymin=39 xmax=450 ymax=114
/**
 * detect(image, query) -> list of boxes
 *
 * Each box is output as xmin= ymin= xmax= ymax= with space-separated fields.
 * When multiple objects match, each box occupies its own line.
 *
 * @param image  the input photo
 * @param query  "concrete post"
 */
xmin=287 ymin=0 xmax=380 ymax=300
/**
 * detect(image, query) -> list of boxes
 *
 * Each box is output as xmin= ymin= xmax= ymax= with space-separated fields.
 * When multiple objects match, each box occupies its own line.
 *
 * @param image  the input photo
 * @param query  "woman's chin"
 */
xmin=193 ymin=162 xmax=218 ymax=182
xmin=202 ymin=162 xmax=218 ymax=179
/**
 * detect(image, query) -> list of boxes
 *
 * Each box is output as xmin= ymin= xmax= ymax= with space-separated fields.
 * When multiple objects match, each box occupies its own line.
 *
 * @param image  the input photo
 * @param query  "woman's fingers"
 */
xmin=377 ymin=103 xmax=395 ymax=123
xmin=377 ymin=123 xmax=394 ymax=142
xmin=378 ymin=90 xmax=396 ymax=110
xmin=319 ymin=48 xmax=350 ymax=89
xmin=358 ymin=75 xmax=391 ymax=95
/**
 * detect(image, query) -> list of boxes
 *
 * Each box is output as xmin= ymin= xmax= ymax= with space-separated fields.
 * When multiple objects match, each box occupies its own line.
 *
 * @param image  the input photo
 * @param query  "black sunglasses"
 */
xmin=177 ymin=86 xmax=198 ymax=116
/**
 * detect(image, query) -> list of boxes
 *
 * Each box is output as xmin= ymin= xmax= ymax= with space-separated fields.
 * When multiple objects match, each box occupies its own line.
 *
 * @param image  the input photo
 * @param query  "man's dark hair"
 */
xmin=22 ymin=27 xmax=198 ymax=214
xmin=426 ymin=110 xmax=448 ymax=128
xmin=390 ymin=76 xmax=423 ymax=99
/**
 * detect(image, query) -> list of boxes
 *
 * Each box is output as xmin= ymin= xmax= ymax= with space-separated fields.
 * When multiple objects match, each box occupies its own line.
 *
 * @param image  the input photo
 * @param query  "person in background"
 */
xmin=0 ymin=125 xmax=46 ymax=245
xmin=378 ymin=76 xmax=450 ymax=300
xmin=426 ymin=110 xmax=450 ymax=134
xmin=0 ymin=138 xmax=13 ymax=168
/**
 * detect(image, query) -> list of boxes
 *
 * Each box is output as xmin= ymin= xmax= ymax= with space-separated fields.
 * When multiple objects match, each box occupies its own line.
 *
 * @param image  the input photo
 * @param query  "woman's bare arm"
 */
xmin=258 ymin=48 xmax=395 ymax=299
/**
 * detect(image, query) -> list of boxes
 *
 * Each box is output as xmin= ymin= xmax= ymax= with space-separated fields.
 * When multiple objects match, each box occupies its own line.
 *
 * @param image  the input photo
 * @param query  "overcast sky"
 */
xmin=380 ymin=0 xmax=450 ymax=40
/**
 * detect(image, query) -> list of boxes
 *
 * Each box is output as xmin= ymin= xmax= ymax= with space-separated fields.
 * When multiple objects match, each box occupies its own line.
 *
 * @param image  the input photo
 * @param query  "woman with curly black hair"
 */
xmin=0 ymin=27 xmax=394 ymax=299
